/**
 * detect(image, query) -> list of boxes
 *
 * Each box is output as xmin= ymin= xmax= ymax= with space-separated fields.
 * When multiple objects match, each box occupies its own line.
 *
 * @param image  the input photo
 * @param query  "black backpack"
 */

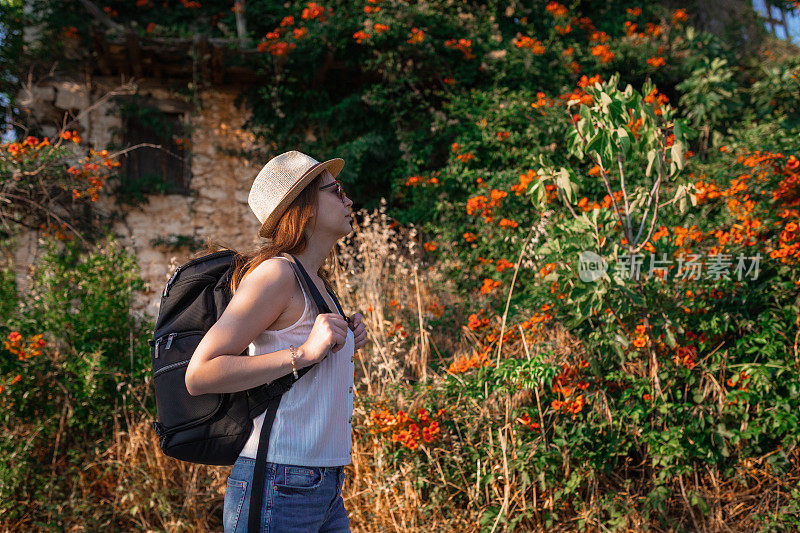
xmin=148 ymin=249 xmax=348 ymax=533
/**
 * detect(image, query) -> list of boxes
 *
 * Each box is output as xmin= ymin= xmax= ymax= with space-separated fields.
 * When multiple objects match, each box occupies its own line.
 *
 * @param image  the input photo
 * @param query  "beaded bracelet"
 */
xmin=289 ymin=344 xmax=299 ymax=379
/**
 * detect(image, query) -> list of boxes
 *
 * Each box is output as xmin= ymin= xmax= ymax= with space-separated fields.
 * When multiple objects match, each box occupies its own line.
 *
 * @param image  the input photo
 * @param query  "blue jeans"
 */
xmin=223 ymin=456 xmax=351 ymax=533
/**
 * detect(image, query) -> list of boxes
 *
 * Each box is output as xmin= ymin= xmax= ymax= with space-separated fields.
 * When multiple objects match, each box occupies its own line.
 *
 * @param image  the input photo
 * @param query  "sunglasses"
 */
xmin=320 ymin=179 xmax=347 ymax=202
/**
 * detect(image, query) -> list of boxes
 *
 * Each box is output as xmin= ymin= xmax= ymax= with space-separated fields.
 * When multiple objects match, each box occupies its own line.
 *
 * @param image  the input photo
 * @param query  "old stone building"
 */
xmin=14 ymin=31 xmax=279 ymax=318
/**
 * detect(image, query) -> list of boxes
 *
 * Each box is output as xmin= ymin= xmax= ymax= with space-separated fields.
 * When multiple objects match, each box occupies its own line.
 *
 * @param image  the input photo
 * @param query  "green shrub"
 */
xmin=0 ymin=234 xmax=153 ymax=524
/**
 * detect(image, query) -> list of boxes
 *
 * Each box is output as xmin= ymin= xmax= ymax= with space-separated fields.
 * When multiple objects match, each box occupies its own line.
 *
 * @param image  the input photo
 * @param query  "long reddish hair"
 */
xmin=193 ymin=171 xmax=335 ymax=297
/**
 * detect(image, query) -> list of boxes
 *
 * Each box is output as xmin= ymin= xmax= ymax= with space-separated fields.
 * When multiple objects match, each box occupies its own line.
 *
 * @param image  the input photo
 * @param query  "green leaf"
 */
xmin=601 ymin=131 xmax=614 ymax=168
xmin=556 ymin=167 xmax=575 ymax=203
xmin=580 ymin=104 xmax=592 ymax=131
xmin=673 ymin=119 xmax=685 ymax=144
xmin=599 ymin=91 xmax=613 ymax=112
xmin=586 ymin=132 xmax=603 ymax=158
xmin=536 ymin=182 xmax=546 ymax=206
xmin=608 ymin=100 xmax=626 ymax=125
xmin=670 ymin=142 xmax=685 ymax=171
xmin=616 ymin=127 xmax=631 ymax=157
xmin=646 ymin=149 xmax=658 ymax=177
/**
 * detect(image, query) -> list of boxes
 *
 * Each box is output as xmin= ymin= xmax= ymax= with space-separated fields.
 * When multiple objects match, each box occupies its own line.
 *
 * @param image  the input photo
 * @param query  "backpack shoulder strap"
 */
xmin=321 ymin=277 xmax=346 ymax=317
xmin=280 ymin=252 xmax=333 ymax=314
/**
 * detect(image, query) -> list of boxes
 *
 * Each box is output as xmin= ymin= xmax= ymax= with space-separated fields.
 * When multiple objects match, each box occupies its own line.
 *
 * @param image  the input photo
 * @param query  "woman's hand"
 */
xmin=300 ymin=313 xmax=349 ymax=366
xmin=347 ymin=313 xmax=367 ymax=351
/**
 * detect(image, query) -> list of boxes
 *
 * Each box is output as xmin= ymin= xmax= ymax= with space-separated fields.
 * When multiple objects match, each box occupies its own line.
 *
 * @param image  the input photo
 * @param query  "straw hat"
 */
xmin=248 ymin=150 xmax=345 ymax=238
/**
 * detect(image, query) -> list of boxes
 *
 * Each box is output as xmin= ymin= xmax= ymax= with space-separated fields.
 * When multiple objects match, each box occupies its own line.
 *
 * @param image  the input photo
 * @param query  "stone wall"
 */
xmin=13 ymin=76 xmax=269 ymax=318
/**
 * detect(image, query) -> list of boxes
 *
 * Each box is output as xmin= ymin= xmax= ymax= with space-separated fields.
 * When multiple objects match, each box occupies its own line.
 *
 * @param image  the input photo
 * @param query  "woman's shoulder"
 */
xmin=238 ymin=256 xmax=298 ymax=299
xmin=249 ymin=254 xmax=293 ymax=275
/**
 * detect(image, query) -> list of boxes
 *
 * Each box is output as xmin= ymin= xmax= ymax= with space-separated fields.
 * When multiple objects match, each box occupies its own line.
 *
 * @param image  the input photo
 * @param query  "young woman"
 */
xmin=184 ymin=150 xmax=367 ymax=532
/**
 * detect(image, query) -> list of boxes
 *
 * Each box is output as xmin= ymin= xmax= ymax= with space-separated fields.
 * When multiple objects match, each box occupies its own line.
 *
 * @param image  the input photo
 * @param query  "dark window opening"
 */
xmin=121 ymin=107 xmax=191 ymax=195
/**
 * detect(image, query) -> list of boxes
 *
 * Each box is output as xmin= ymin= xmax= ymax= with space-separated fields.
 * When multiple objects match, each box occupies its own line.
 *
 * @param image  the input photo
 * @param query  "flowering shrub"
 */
xmin=0 ymin=235 xmax=151 ymax=522
xmin=0 ymin=129 xmax=121 ymax=239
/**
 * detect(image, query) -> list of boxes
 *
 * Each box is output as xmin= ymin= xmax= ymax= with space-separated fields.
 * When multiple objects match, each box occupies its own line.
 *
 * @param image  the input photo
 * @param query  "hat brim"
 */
xmin=258 ymin=157 xmax=345 ymax=238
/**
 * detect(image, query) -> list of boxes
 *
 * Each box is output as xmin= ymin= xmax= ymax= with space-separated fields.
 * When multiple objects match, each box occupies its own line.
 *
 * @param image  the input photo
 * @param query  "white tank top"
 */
xmin=238 ymin=256 xmax=354 ymax=466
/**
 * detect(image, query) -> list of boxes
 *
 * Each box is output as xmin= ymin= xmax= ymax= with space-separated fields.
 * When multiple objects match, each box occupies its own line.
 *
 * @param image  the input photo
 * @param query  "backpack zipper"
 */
xmin=152 ymin=331 xmax=188 ymax=358
xmin=153 ymin=359 xmax=189 ymax=378
xmin=153 ymin=333 xmax=176 ymax=358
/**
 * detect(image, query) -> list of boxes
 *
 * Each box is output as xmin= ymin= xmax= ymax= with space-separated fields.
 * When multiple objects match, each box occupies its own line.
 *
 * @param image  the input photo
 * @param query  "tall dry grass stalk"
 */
xmin=330 ymin=198 xmax=464 ymax=396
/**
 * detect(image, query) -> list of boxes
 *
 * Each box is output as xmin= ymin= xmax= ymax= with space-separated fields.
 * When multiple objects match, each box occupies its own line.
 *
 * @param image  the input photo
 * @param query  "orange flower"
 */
xmin=513 ymin=35 xmax=545 ymax=54
xmin=495 ymin=258 xmax=514 ymax=272
xmin=673 ymin=9 xmax=689 ymax=22
xmin=590 ymin=31 xmax=609 ymax=43
xmin=444 ymin=38 xmax=475 ymax=59
xmin=569 ymin=395 xmax=584 ymax=414
xmin=479 ymin=278 xmax=501 ymax=294
xmin=353 ymin=30 xmax=370 ymax=44
xmin=647 ymin=56 xmax=666 ymax=68
xmin=301 ymin=2 xmax=326 ymax=20
xmin=545 ymin=1 xmax=568 ymax=17
xmin=407 ymin=27 xmax=424 ymax=44
xmin=590 ymin=44 xmax=615 ymax=63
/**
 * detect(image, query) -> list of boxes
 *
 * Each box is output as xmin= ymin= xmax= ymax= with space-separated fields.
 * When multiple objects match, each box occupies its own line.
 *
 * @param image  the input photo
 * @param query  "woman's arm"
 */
xmin=184 ymin=258 xmax=309 ymax=396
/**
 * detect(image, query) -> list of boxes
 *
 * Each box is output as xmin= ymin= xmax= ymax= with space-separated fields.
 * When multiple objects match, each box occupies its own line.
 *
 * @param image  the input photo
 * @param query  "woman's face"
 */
xmin=315 ymin=169 xmax=353 ymax=235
